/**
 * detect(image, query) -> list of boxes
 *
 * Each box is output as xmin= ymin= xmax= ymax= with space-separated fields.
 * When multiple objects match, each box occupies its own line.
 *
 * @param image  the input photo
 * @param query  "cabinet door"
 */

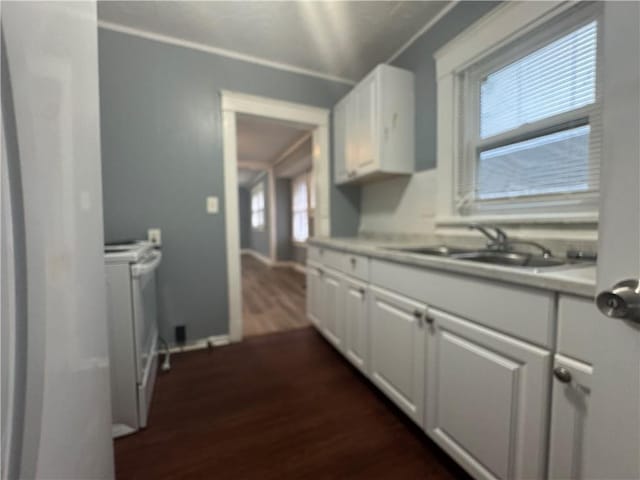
xmin=306 ymin=262 xmax=322 ymax=328
xmin=369 ymin=286 xmax=426 ymax=425
xmin=333 ymin=99 xmax=348 ymax=184
xmin=548 ymin=354 xmax=593 ymax=480
xmin=425 ymin=307 xmax=551 ymax=480
xmin=320 ymin=268 xmax=344 ymax=349
xmin=344 ymin=277 xmax=369 ymax=374
xmin=355 ymin=74 xmax=377 ymax=171
xmin=345 ymin=94 xmax=359 ymax=177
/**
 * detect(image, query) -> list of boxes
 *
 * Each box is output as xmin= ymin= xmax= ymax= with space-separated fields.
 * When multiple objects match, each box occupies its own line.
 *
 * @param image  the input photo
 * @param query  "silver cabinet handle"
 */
xmin=318 ymin=268 xmax=324 ymax=275
xmin=424 ymin=315 xmax=434 ymax=325
xmin=554 ymin=366 xmax=572 ymax=383
xmin=350 ymin=257 xmax=357 ymax=267
xmin=358 ymin=287 xmax=366 ymax=295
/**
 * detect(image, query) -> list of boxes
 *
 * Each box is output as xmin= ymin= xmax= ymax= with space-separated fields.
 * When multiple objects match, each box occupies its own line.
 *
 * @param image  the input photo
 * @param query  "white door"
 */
xmin=320 ymin=268 xmax=344 ymax=349
xmin=369 ymin=286 xmax=425 ymax=425
xmin=425 ymin=307 xmax=550 ymax=480
xmin=306 ymin=262 xmax=322 ymax=327
xmin=585 ymin=3 xmax=640 ymax=479
xmin=343 ymin=277 xmax=368 ymax=374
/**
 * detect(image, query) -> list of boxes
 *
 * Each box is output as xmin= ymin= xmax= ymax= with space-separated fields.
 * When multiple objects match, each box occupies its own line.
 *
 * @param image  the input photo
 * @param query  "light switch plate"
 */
xmin=206 ymin=196 xmax=219 ymax=214
xmin=148 ymin=228 xmax=162 ymax=246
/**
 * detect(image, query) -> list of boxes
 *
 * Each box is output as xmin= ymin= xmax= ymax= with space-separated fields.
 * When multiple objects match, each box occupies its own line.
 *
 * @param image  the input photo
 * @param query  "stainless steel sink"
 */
xmin=451 ymin=251 xmax=567 ymax=268
xmin=387 ymin=245 xmax=474 ymax=256
xmin=386 ymin=245 xmax=577 ymax=268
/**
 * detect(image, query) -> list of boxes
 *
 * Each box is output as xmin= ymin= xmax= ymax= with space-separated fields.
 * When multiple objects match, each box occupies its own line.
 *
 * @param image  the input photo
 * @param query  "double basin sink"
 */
xmin=387 ymin=246 xmax=577 ymax=269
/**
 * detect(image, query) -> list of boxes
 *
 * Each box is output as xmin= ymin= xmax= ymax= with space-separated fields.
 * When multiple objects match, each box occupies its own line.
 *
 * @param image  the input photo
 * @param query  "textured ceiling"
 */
xmin=236 ymin=113 xmax=310 ymax=168
xmin=97 ymin=1 xmax=450 ymax=82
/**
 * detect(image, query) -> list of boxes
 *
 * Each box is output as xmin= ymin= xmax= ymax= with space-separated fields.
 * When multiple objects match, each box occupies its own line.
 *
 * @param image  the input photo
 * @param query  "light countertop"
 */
xmin=308 ymin=236 xmax=597 ymax=298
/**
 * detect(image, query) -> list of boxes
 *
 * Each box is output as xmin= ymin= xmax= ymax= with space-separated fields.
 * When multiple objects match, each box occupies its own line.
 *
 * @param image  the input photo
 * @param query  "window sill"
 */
xmin=436 ymin=211 xmax=598 ymax=226
xmin=292 ymin=241 xmax=308 ymax=248
xmin=252 ymin=227 xmax=265 ymax=232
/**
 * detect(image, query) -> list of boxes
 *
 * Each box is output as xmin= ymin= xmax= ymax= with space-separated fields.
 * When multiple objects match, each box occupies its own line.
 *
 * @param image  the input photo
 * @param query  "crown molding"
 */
xmin=98 ymin=20 xmax=356 ymax=86
xmin=385 ymin=1 xmax=459 ymax=64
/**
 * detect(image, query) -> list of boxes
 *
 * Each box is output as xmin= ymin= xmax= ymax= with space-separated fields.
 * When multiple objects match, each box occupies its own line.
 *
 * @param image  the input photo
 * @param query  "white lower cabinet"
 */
xmin=548 ymin=354 xmax=592 ymax=480
xmin=319 ymin=267 xmax=344 ymax=349
xmin=369 ymin=286 xmax=426 ymax=425
xmin=306 ymin=261 xmax=322 ymax=327
xmin=343 ymin=277 xmax=369 ymax=374
xmin=425 ymin=307 xmax=551 ymax=480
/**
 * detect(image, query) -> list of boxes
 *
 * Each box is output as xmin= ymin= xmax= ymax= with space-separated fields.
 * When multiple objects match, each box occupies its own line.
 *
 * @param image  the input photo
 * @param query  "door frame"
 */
xmin=220 ymin=91 xmax=330 ymax=342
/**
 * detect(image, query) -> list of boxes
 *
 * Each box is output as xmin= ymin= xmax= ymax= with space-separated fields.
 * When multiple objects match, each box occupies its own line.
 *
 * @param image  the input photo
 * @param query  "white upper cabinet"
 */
xmin=334 ymin=64 xmax=414 ymax=184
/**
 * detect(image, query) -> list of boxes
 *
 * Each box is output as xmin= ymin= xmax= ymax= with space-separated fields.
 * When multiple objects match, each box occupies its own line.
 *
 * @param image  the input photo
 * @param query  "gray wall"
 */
xmin=238 ymin=187 xmax=250 ymax=249
xmin=247 ymin=174 xmax=270 ymax=257
xmin=391 ymin=1 xmax=500 ymax=171
xmin=99 ymin=28 xmax=351 ymax=342
xmin=275 ymin=178 xmax=293 ymax=262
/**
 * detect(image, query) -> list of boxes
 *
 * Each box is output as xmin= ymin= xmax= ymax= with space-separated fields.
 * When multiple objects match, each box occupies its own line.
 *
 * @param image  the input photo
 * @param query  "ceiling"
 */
xmin=237 ymin=169 xmax=261 ymax=187
xmin=97 ymin=1 xmax=450 ymax=82
xmin=236 ymin=113 xmax=310 ymax=171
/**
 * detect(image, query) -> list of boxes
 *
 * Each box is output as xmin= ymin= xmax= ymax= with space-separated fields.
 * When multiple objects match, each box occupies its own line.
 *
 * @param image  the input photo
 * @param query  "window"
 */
xmin=456 ymin=12 xmax=601 ymax=216
xmin=292 ymin=173 xmax=310 ymax=243
xmin=251 ymin=183 xmax=265 ymax=230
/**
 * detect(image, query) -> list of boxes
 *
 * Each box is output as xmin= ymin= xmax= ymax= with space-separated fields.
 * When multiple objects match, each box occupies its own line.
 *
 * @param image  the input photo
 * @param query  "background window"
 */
xmin=251 ymin=183 xmax=265 ymax=230
xmin=292 ymin=173 xmax=309 ymax=242
xmin=458 ymin=16 xmax=600 ymax=215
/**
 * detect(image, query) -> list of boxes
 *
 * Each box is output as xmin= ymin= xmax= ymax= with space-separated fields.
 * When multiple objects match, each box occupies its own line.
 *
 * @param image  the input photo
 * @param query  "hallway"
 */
xmin=241 ymin=254 xmax=309 ymax=337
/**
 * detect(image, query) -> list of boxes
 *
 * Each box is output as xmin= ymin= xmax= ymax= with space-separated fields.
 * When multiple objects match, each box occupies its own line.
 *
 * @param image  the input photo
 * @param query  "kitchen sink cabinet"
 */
xmin=369 ymin=285 xmax=426 ymax=425
xmin=425 ymin=307 xmax=551 ymax=480
xmin=306 ymin=245 xmax=599 ymax=480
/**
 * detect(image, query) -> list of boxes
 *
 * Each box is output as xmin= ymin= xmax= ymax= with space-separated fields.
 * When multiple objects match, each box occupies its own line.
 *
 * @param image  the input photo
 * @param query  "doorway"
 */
xmin=235 ymin=113 xmax=314 ymax=336
xmin=221 ymin=92 xmax=330 ymax=342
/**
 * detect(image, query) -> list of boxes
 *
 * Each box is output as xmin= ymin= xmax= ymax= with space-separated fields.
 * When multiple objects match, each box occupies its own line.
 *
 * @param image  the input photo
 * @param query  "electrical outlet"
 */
xmin=148 ymin=228 xmax=162 ymax=246
xmin=175 ymin=325 xmax=186 ymax=344
xmin=206 ymin=196 xmax=219 ymax=214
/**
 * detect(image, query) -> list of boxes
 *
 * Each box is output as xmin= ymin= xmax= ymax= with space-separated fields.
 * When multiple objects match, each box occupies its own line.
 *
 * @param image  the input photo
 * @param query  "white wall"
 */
xmin=359 ymin=169 xmax=437 ymax=236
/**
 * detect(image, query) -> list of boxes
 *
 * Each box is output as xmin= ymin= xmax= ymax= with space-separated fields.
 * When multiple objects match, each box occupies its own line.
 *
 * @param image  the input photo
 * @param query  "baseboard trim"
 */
xmin=241 ymin=249 xmax=273 ymax=266
xmin=241 ymin=250 xmax=305 ymax=273
xmin=168 ymin=334 xmax=231 ymax=354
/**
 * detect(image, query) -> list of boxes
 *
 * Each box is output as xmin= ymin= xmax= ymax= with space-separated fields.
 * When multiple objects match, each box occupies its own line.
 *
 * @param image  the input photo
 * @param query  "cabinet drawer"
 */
xmin=371 ymin=259 xmax=554 ymax=347
xmin=557 ymin=295 xmax=598 ymax=364
xmin=307 ymin=246 xmax=343 ymax=272
xmin=341 ymin=253 xmax=369 ymax=282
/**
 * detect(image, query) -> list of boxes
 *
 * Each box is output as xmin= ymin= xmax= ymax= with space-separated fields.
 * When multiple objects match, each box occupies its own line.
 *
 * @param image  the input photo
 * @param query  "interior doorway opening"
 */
xmin=235 ymin=113 xmax=314 ymax=337
xmin=221 ymin=91 xmax=330 ymax=342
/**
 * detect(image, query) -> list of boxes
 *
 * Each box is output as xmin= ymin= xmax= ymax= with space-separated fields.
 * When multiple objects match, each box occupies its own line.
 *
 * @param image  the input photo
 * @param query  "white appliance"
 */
xmin=105 ymin=241 xmax=162 ymax=438
xmin=1 ymin=2 xmax=115 ymax=479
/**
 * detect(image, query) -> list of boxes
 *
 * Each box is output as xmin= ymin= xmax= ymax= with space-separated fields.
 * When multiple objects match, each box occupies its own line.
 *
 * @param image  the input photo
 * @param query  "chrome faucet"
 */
xmin=468 ymin=223 xmax=553 ymax=258
xmin=468 ymin=223 xmax=508 ymax=249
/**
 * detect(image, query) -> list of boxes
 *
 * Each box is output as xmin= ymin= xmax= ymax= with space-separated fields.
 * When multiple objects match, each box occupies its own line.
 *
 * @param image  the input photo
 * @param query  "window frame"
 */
xmin=456 ymin=7 xmax=603 ymax=217
xmin=434 ymin=1 xmax=604 ymax=226
xmin=250 ymin=182 xmax=265 ymax=231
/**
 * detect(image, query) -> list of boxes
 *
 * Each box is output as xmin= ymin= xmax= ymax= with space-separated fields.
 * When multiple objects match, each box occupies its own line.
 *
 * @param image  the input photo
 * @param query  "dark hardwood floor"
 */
xmin=115 ymin=328 xmax=470 ymax=480
xmin=241 ymin=254 xmax=310 ymax=337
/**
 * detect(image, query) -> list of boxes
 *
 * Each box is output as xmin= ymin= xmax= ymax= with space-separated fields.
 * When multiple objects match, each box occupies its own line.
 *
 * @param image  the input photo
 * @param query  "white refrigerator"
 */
xmin=1 ymin=2 xmax=115 ymax=479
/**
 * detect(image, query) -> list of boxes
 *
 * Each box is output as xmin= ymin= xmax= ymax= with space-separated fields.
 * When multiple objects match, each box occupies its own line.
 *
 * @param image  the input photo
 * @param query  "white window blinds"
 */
xmin=292 ymin=173 xmax=309 ymax=242
xmin=458 ymin=17 xmax=601 ymax=213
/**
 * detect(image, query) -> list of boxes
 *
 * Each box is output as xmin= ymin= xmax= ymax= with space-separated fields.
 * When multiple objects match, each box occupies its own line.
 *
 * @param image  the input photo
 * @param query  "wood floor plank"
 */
xmin=241 ymin=254 xmax=310 ymax=337
xmin=115 ymin=328 xmax=470 ymax=480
